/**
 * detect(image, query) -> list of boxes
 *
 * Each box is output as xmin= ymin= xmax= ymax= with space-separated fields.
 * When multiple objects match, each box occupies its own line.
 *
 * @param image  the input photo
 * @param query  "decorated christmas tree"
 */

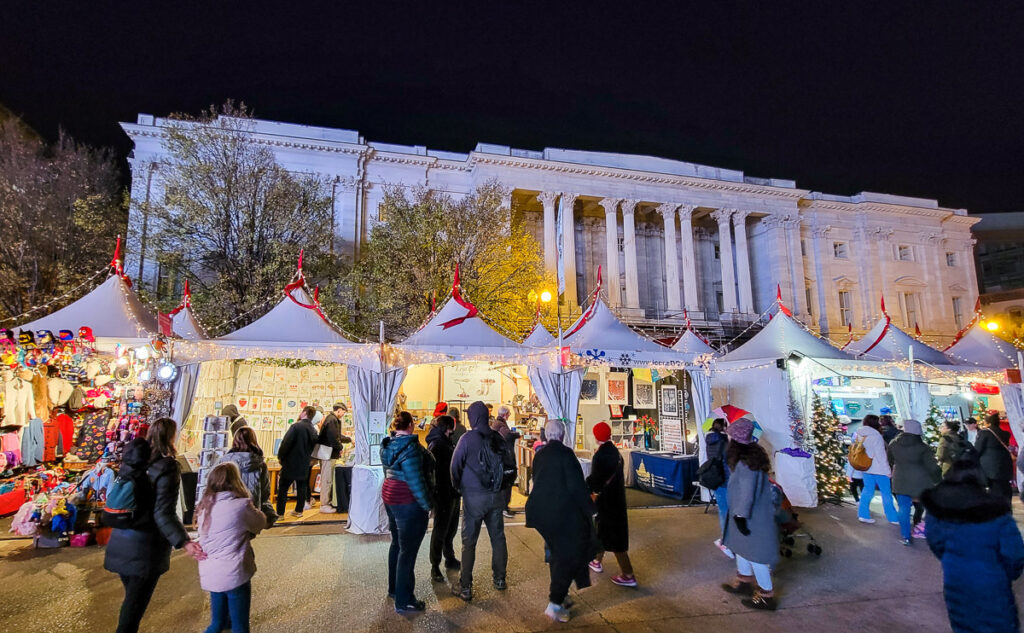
xmin=788 ymin=389 xmax=809 ymax=450
xmin=971 ymin=398 xmax=988 ymax=421
xmin=922 ymin=400 xmax=944 ymax=448
xmin=808 ymin=392 xmax=847 ymax=502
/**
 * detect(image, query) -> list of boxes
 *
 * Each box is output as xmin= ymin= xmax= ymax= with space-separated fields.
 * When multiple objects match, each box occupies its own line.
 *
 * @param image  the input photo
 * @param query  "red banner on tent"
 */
xmin=158 ymin=313 xmax=172 ymax=337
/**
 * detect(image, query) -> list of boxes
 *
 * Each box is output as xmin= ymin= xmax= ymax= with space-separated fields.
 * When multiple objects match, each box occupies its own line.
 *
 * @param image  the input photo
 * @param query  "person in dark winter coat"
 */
xmin=586 ymin=422 xmax=636 ymax=587
xmin=525 ymin=419 xmax=595 ymax=623
xmin=221 ymin=404 xmax=248 ymax=437
xmin=721 ymin=418 xmax=779 ymax=611
xmin=976 ymin=412 xmax=1015 ymax=501
xmin=450 ymin=406 xmax=467 ymax=445
xmin=879 ymin=414 xmax=899 ymax=444
xmin=937 ymin=420 xmax=971 ymax=476
xmin=924 ymin=456 xmax=1024 ymax=633
xmin=449 ymin=401 xmax=509 ymax=600
xmin=426 ymin=414 xmax=460 ymax=582
xmin=218 ymin=426 xmax=275 ymax=526
xmin=380 ymin=411 xmax=435 ymax=614
xmin=275 ymin=406 xmax=319 ymax=518
xmin=492 ymin=406 xmax=520 ymax=518
xmin=104 ymin=418 xmax=206 ymax=633
xmin=887 ymin=419 xmax=942 ymax=544
xmin=316 ymin=402 xmax=352 ymax=514
xmin=704 ymin=418 xmax=732 ymax=553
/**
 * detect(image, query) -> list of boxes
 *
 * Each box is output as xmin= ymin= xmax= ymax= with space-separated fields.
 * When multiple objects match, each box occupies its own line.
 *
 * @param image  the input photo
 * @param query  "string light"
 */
xmin=0 ymin=266 xmax=109 ymax=326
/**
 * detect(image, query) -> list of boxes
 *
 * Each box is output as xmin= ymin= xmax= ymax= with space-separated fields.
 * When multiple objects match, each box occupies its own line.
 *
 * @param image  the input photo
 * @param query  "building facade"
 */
xmin=121 ymin=114 xmax=980 ymax=346
xmin=973 ymin=212 xmax=1024 ymax=341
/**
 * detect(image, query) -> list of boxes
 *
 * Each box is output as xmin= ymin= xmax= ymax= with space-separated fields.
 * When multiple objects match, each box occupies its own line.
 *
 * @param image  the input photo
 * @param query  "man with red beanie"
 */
xmin=587 ymin=422 xmax=636 ymax=587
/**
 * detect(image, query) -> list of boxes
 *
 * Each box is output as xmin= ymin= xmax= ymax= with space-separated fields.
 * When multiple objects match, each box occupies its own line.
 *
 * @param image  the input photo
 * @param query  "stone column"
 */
xmin=711 ymin=208 xmax=738 ymax=313
xmin=964 ymin=238 xmax=980 ymax=307
xmin=811 ymin=223 xmax=832 ymax=335
xmin=854 ymin=220 xmax=875 ymax=326
xmin=926 ymin=232 xmax=952 ymax=329
xmin=875 ymin=227 xmax=894 ymax=316
xmin=784 ymin=215 xmax=805 ymax=317
xmin=732 ymin=209 xmax=755 ymax=314
xmin=560 ymin=193 xmax=580 ymax=306
xmin=599 ymin=198 xmax=622 ymax=307
xmin=678 ymin=205 xmax=700 ymax=311
xmin=658 ymin=204 xmax=682 ymax=312
xmin=537 ymin=192 xmax=559 ymax=275
xmin=621 ymin=199 xmax=641 ymax=309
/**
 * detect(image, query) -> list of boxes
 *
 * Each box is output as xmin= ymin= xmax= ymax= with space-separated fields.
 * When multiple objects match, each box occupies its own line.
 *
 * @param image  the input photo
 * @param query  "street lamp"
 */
xmin=540 ymin=290 xmax=552 ymax=303
xmin=986 ymin=320 xmax=1000 ymax=332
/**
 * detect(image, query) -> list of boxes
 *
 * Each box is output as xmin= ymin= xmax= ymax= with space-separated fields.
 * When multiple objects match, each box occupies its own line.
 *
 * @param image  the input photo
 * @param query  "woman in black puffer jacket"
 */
xmin=103 ymin=418 xmax=206 ymax=633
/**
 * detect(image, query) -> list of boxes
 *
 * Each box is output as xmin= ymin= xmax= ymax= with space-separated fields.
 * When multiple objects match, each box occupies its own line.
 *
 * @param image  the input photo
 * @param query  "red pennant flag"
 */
xmin=776 ymin=284 xmax=792 ymax=317
xmin=158 ymin=312 xmax=172 ymax=337
xmin=880 ymin=295 xmax=888 ymax=316
xmin=914 ymin=322 xmax=922 ymax=338
xmin=297 ymin=248 xmax=304 ymax=271
xmin=441 ymin=264 xmax=479 ymax=329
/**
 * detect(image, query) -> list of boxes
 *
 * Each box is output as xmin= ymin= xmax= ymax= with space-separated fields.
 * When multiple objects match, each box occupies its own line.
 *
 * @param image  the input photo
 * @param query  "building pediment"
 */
xmin=948 ymin=282 xmax=968 ymax=292
xmin=832 ymin=275 xmax=858 ymax=289
xmin=894 ymin=275 xmax=927 ymax=287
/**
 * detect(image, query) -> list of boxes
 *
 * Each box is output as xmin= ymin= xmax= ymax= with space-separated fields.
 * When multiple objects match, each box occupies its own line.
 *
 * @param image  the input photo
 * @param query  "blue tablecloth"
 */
xmin=630 ymin=452 xmax=698 ymax=500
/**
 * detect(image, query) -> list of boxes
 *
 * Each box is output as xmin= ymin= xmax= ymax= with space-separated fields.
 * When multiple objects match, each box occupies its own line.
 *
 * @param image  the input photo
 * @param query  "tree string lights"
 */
xmin=808 ymin=392 xmax=847 ymax=503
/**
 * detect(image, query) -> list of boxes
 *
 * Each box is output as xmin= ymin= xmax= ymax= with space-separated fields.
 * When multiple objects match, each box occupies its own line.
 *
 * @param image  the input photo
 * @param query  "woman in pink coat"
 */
xmin=196 ymin=462 xmax=266 ymax=633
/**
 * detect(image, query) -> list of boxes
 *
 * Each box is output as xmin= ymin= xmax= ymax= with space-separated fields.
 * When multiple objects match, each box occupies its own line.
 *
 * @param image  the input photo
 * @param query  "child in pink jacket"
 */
xmin=196 ymin=462 xmax=266 ymax=633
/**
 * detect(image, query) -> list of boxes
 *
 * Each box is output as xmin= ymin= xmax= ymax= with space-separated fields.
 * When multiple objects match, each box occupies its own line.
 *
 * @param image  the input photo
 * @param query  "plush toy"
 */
xmin=78 ymin=327 xmax=95 ymax=343
xmin=18 ymin=331 xmax=36 ymax=349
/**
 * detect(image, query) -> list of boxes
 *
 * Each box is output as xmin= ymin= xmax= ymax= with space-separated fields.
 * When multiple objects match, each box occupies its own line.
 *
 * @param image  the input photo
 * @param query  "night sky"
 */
xmin=3 ymin=3 xmax=1023 ymax=213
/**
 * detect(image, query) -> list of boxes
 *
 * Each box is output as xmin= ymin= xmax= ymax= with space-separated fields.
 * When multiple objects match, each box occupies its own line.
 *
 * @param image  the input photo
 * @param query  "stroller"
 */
xmin=775 ymin=484 xmax=822 ymax=558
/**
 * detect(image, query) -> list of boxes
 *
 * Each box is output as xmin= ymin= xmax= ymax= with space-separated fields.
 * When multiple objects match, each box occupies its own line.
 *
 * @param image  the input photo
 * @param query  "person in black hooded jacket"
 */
xmin=975 ymin=412 xmax=1014 ymax=501
xmin=104 ymin=418 xmax=206 ymax=633
xmin=426 ymin=414 xmax=461 ymax=582
xmin=449 ymin=400 xmax=509 ymax=601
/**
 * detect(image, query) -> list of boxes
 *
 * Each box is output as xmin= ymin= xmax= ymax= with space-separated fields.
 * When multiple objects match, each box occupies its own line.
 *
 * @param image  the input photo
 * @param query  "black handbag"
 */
xmin=697 ymin=457 xmax=726 ymax=490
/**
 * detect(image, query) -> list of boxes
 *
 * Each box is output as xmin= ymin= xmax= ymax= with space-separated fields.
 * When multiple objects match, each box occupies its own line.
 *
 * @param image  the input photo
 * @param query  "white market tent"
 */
xmin=564 ymin=298 xmax=690 ymax=367
xmin=169 ymin=282 xmax=208 ymax=341
xmin=16 ymin=274 xmax=159 ymax=351
xmin=718 ymin=311 xmax=852 ymax=364
xmin=672 ymin=328 xmax=717 ymax=357
xmin=845 ymin=316 xmax=949 ymax=365
xmin=945 ymin=323 xmax=1021 ymax=369
xmin=523 ymin=323 xmax=556 ymax=347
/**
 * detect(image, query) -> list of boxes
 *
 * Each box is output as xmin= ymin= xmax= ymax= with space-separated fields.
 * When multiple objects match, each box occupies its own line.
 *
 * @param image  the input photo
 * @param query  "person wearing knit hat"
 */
xmin=720 ymin=417 xmax=779 ymax=611
xmin=888 ymin=418 xmax=941 ymax=544
xmin=586 ymin=422 xmax=637 ymax=587
xmin=433 ymin=402 xmax=449 ymax=418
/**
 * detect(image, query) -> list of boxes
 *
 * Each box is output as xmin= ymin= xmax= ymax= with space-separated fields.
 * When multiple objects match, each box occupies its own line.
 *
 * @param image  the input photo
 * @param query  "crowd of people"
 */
xmin=97 ymin=401 xmax=1024 ymax=631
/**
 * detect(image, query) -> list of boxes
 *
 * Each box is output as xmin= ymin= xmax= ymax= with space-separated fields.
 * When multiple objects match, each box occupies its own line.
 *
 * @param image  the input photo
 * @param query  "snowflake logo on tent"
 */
xmin=585 ymin=349 xmax=606 ymax=361
xmin=618 ymin=353 xmax=633 ymax=366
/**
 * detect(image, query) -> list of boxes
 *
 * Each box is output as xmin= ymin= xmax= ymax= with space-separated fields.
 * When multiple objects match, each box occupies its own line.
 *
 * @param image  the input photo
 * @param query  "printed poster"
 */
xmin=441 ymin=362 xmax=500 ymax=401
xmin=633 ymin=381 xmax=655 ymax=409
xmin=274 ymin=366 xmax=288 ymax=383
xmin=605 ymin=372 xmax=628 ymax=406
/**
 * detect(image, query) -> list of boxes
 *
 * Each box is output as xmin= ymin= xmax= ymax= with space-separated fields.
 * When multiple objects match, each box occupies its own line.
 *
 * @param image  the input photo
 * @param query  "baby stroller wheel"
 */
xmin=784 ymin=536 xmax=795 ymax=546
xmin=808 ymin=544 xmax=822 ymax=556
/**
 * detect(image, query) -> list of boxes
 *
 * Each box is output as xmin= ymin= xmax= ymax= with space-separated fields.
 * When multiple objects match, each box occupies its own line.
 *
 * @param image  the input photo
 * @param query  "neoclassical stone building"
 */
xmin=122 ymin=114 xmax=980 ymax=345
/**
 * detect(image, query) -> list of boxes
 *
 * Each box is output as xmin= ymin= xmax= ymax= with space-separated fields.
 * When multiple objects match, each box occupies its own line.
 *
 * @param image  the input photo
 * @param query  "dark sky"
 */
xmin=3 ymin=3 xmax=1024 ymax=213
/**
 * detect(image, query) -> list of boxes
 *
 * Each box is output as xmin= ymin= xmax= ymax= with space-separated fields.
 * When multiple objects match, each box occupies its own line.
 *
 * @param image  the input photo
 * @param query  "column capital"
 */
xmin=761 ymin=213 xmax=791 ymax=229
xmin=656 ymin=203 xmax=679 ymax=219
xmin=872 ymin=226 xmax=895 ymax=242
xmin=811 ymin=224 xmax=832 ymax=239
xmin=731 ymin=208 xmax=752 ymax=223
xmin=598 ymin=197 xmax=622 ymax=214
xmin=920 ymin=230 xmax=946 ymax=245
xmin=621 ymin=199 xmax=639 ymax=217
xmin=710 ymin=208 xmax=733 ymax=225
xmin=536 ymin=191 xmax=559 ymax=206
xmin=677 ymin=204 xmax=697 ymax=219
xmin=559 ymin=192 xmax=580 ymax=207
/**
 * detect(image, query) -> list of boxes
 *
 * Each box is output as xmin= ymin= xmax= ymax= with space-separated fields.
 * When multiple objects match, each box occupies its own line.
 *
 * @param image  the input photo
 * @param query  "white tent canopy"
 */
xmin=672 ymin=328 xmax=717 ymax=357
xmin=945 ymin=324 xmax=1020 ymax=369
xmin=17 ymin=274 xmax=159 ymax=349
xmin=171 ymin=306 xmax=207 ymax=340
xmin=522 ymin=323 xmax=556 ymax=348
xmin=564 ymin=298 xmax=689 ymax=367
xmin=845 ymin=317 xmax=948 ymax=364
xmin=718 ymin=312 xmax=851 ymax=364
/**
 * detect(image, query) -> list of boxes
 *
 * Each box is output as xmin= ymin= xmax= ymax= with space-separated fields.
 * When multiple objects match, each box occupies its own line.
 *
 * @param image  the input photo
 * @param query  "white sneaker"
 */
xmin=714 ymin=538 xmax=735 ymax=559
xmin=320 ymin=505 xmax=337 ymax=514
xmin=304 ymin=502 xmax=313 ymax=511
xmin=544 ymin=602 xmax=571 ymax=623
xmin=858 ymin=517 xmax=876 ymax=524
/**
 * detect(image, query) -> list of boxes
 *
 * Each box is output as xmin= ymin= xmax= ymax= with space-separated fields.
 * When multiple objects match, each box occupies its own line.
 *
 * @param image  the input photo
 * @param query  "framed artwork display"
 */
xmin=660 ymin=384 xmax=678 ymax=417
xmin=580 ymin=375 xmax=601 ymax=405
xmin=633 ymin=381 xmax=655 ymax=409
xmin=605 ymin=372 xmax=628 ymax=405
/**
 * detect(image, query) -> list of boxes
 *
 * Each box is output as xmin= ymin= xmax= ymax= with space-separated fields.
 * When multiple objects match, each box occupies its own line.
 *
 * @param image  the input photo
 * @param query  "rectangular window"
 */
xmin=946 ymin=252 xmax=957 ymax=267
xmin=800 ymin=240 xmax=807 ymax=257
xmin=833 ymin=241 xmax=849 ymax=259
xmin=897 ymin=245 xmax=914 ymax=262
xmin=805 ymin=286 xmax=814 ymax=315
xmin=838 ymin=290 xmax=853 ymax=327
xmin=716 ymin=291 xmax=724 ymax=313
xmin=617 ymin=237 xmax=624 ymax=253
xmin=714 ymin=243 xmax=721 ymax=260
xmin=952 ymin=296 xmax=964 ymax=330
xmin=902 ymin=292 xmax=919 ymax=329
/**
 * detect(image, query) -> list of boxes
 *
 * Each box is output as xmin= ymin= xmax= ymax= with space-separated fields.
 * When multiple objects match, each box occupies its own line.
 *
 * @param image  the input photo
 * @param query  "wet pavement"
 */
xmin=0 ymin=499 xmax=1009 ymax=632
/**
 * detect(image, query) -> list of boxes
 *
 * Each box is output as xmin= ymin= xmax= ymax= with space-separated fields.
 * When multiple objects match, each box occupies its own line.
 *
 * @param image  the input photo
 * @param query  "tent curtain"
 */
xmin=687 ymin=366 xmax=713 ymax=502
xmin=527 ymin=367 xmax=584 ymax=446
xmin=892 ymin=373 xmax=930 ymax=422
xmin=345 ymin=365 xmax=407 ymax=535
xmin=170 ymin=363 xmax=201 ymax=428
xmin=999 ymin=382 xmax=1024 ymax=488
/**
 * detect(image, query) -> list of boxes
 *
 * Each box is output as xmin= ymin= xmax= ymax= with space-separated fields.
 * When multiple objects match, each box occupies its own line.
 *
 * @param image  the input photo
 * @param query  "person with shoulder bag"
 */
xmin=701 ymin=418 xmax=732 ymax=556
xmin=103 ymin=418 xmax=206 ymax=633
xmin=975 ymin=412 xmax=1014 ymax=501
xmin=887 ymin=419 xmax=941 ymax=545
xmin=381 ymin=411 xmax=435 ymax=614
xmin=275 ymin=406 xmax=318 ymax=518
xmin=314 ymin=402 xmax=352 ymax=514
xmin=852 ymin=414 xmax=899 ymax=525
xmin=218 ymin=427 xmax=276 ymax=527
xmin=937 ymin=420 xmax=970 ymax=476
xmin=586 ymin=422 xmax=636 ymax=587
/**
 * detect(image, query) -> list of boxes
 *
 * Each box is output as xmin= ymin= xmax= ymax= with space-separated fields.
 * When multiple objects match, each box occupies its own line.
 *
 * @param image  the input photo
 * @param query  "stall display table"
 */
xmin=629 ymin=451 xmax=698 ymax=500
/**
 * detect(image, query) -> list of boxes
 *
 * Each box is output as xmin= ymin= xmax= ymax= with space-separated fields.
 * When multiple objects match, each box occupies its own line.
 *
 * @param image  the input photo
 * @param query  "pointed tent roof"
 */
xmin=944 ymin=324 xmax=1020 ymax=368
xmin=169 ymin=280 xmax=207 ymax=340
xmin=218 ymin=286 xmax=352 ymax=344
xmin=845 ymin=317 xmax=948 ymax=364
xmin=564 ymin=298 xmax=689 ymax=365
xmin=673 ymin=329 xmax=716 ymax=356
xmin=718 ymin=311 xmax=851 ymax=363
xmin=523 ymin=323 xmax=556 ymax=347
xmin=399 ymin=296 xmax=526 ymax=354
xmin=17 ymin=274 xmax=159 ymax=344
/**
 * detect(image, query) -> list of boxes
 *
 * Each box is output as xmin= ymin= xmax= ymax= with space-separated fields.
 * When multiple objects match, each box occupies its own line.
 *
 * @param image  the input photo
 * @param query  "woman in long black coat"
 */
xmin=586 ymin=422 xmax=636 ymax=587
xmin=525 ymin=420 xmax=595 ymax=623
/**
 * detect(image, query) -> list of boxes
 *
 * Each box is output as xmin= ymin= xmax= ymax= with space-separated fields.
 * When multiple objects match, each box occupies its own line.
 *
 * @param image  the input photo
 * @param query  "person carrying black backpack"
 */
xmin=937 ymin=420 xmax=971 ymax=477
xmin=103 ymin=418 xmax=206 ymax=633
xmin=449 ymin=400 xmax=509 ymax=601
